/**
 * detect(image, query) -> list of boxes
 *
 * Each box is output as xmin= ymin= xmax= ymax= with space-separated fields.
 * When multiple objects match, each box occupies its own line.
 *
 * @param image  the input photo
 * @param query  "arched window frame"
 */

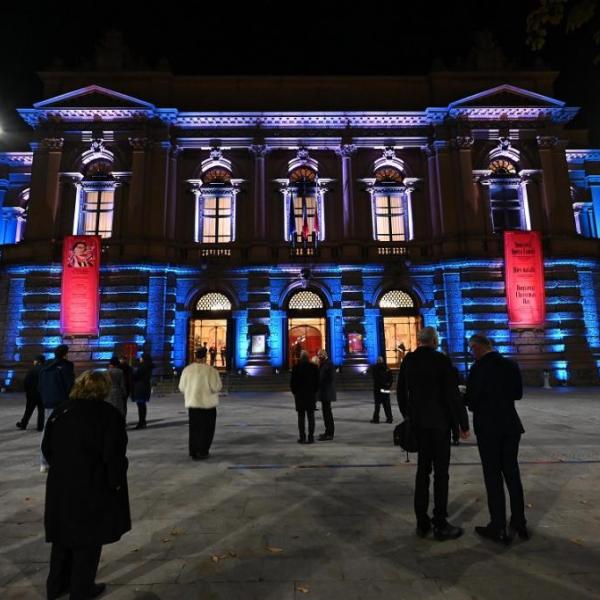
xmin=73 ymin=155 xmax=116 ymax=238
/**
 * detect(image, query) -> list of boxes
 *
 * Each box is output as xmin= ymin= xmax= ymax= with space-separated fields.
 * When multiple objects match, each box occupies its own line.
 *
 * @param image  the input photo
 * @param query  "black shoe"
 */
xmin=297 ymin=437 xmax=306 ymax=444
xmin=433 ymin=522 xmax=464 ymax=541
xmin=307 ymin=436 xmax=315 ymax=444
xmin=318 ymin=434 xmax=333 ymax=441
xmin=416 ymin=522 xmax=431 ymax=538
xmin=16 ymin=421 xmax=26 ymax=430
xmin=89 ymin=582 xmax=106 ymax=598
xmin=192 ymin=453 xmax=210 ymax=460
xmin=369 ymin=419 xmax=380 ymax=424
xmin=475 ymin=525 xmax=512 ymax=545
xmin=509 ymin=522 xmax=530 ymax=540
xmin=385 ymin=419 xmax=394 ymax=424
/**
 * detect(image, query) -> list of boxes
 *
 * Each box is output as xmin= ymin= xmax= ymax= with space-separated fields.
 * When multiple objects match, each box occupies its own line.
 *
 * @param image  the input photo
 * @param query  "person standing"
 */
xmin=107 ymin=357 xmax=127 ymax=416
xmin=370 ymin=356 xmax=394 ymax=424
xmin=290 ymin=350 xmax=319 ymax=444
xmin=178 ymin=347 xmax=223 ymax=460
xmin=466 ymin=333 xmax=528 ymax=544
xmin=38 ymin=345 xmax=75 ymax=473
xmin=131 ymin=353 xmax=154 ymax=429
xmin=220 ymin=346 xmax=227 ymax=369
xmin=117 ymin=356 xmax=133 ymax=418
xmin=317 ymin=349 xmax=336 ymax=441
xmin=209 ymin=346 xmax=217 ymax=367
xmin=42 ymin=370 xmax=130 ymax=600
xmin=397 ymin=327 xmax=470 ymax=541
xmin=17 ymin=354 xmax=47 ymax=431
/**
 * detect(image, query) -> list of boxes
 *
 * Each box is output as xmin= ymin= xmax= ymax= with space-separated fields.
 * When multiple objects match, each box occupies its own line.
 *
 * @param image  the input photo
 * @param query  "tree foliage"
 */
xmin=527 ymin=0 xmax=599 ymax=63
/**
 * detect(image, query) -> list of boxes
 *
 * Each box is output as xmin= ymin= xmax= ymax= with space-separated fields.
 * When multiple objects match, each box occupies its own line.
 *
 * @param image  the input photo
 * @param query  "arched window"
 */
xmin=285 ymin=165 xmax=324 ymax=243
xmin=379 ymin=290 xmax=414 ymax=309
xmin=196 ymin=292 xmax=232 ymax=311
xmin=195 ymin=166 xmax=236 ymax=244
xmin=75 ymin=159 xmax=115 ymax=238
xmin=288 ymin=290 xmax=323 ymax=310
xmin=371 ymin=166 xmax=410 ymax=242
xmin=488 ymin=157 xmax=529 ymax=233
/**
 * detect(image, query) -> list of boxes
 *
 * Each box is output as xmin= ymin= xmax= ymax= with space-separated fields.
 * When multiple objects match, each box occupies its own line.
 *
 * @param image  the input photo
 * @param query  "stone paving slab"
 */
xmin=1 ymin=387 xmax=600 ymax=599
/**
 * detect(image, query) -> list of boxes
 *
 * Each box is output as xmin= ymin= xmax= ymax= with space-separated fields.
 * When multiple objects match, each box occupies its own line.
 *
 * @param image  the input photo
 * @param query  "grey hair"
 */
xmin=469 ymin=333 xmax=493 ymax=348
xmin=417 ymin=326 xmax=439 ymax=347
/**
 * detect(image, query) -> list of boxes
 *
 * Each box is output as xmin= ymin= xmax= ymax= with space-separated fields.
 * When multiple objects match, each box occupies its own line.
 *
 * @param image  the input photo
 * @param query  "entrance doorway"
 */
xmin=288 ymin=317 xmax=325 ymax=367
xmin=383 ymin=316 xmax=420 ymax=367
xmin=189 ymin=318 xmax=227 ymax=367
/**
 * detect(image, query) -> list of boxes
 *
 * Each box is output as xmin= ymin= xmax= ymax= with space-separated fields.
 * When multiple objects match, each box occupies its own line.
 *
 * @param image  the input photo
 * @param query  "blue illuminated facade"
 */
xmin=1 ymin=72 xmax=600 ymax=387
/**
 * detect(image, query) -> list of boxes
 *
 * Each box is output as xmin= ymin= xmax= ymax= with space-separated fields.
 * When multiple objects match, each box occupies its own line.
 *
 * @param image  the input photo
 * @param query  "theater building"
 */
xmin=1 ymin=69 xmax=599 ymax=386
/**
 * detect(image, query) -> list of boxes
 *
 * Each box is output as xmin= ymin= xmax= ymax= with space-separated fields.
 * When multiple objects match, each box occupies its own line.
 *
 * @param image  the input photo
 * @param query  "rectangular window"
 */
xmin=202 ymin=195 xmax=232 ymax=243
xmin=374 ymin=194 xmax=405 ymax=241
xmin=490 ymin=184 xmax=523 ymax=233
xmin=80 ymin=189 xmax=114 ymax=238
xmin=293 ymin=194 xmax=317 ymax=239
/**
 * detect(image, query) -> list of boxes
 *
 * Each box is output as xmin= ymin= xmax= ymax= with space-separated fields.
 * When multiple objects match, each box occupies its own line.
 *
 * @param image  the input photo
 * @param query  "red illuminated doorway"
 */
xmin=288 ymin=319 xmax=325 ymax=367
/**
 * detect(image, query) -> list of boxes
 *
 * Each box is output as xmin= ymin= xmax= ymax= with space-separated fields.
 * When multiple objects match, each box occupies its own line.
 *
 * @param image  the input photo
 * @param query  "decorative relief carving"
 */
xmin=41 ymin=138 xmax=64 ymax=151
xmin=536 ymin=135 xmax=558 ymax=149
xmin=129 ymin=137 xmax=151 ymax=151
xmin=453 ymin=136 xmax=474 ymax=149
xmin=249 ymin=144 xmax=269 ymax=157
xmin=335 ymin=144 xmax=357 ymax=158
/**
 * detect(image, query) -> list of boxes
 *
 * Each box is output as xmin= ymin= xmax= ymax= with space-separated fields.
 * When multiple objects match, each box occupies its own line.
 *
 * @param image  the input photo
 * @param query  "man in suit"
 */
xmin=317 ymin=349 xmax=336 ymax=440
xmin=466 ymin=334 xmax=528 ymax=544
xmin=290 ymin=351 xmax=320 ymax=443
xmin=397 ymin=327 xmax=470 ymax=541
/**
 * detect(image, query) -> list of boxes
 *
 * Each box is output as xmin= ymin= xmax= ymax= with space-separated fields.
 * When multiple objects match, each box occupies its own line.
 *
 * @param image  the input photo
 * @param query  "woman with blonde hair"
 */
xmin=42 ymin=370 xmax=131 ymax=600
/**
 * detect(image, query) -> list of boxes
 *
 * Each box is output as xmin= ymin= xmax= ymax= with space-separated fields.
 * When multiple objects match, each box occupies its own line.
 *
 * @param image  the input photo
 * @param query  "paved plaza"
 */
xmin=1 ymin=387 xmax=600 ymax=599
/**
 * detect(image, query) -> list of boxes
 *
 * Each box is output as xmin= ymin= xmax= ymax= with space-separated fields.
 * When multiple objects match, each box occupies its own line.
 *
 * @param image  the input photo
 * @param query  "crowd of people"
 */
xmin=16 ymin=326 xmax=528 ymax=598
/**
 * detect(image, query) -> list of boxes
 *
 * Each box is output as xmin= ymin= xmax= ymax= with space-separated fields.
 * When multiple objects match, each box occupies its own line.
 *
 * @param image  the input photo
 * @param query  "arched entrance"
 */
xmin=379 ymin=290 xmax=421 ymax=367
xmin=189 ymin=292 xmax=232 ymax=368
xmin=287 ymin=290 xmax=326 ymax=367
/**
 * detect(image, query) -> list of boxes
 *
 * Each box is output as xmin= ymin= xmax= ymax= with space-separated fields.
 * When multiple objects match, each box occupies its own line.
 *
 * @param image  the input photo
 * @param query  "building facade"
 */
xmin=1 ymin=71 xmax=600 ymax=386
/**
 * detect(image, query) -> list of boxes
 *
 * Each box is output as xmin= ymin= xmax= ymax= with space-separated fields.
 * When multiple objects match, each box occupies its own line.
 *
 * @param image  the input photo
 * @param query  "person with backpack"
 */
xmin=38 ymin=344 xmax=75 ymax=473
xmin=17 ymin=354 xmax=47 ymax=431
xmin=370 ymin=356 xmax=394 ymax=424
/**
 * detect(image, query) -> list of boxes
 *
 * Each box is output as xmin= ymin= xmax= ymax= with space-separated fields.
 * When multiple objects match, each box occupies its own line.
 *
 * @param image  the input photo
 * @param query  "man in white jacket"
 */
xmin=179 ymin=347 xmax=223 ymax=460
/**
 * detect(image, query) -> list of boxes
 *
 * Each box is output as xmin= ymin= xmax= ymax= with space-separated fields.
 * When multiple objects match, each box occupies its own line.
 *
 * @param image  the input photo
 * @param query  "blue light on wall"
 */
xmin=269 ymin=310 xmax=285 ymax=368
xmin=577 ymin=270 xmax=600 ymax=349
xmin=235 ymin=311 xmax=248 ymax=368
xmin=364 ymin=308 xmax=380 ymax=365
xmin=326 ymin=308 xmax=343 ymax=366
xmin=442 ymin=272 xmax=466 ymax=357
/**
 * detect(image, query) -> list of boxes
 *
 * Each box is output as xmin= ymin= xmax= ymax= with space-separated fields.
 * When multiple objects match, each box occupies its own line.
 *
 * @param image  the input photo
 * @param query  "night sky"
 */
xmin=1 ymin=1 xmax=599 ymax=147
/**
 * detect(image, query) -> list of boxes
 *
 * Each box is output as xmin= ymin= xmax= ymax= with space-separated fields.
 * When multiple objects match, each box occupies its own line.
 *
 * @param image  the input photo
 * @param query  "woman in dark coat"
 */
xmin=290 ymin=350 xmax=320 ymax=443
xmin=131 ymin=353 xmax=154 ymax=429
xmin=42 ymin=370 xmax=130 ymax=600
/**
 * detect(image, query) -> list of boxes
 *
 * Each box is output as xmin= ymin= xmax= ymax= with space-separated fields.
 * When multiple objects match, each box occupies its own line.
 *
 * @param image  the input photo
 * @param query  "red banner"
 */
xmin=504 ymin=231 xmax=546 ymax=328
xmin=60 ymin=235 xmax=100 ymax=336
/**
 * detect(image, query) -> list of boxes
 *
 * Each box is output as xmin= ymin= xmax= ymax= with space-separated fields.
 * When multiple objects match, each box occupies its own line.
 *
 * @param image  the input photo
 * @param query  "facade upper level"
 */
xmin=1 ymin=71 xmax=600 ymax=266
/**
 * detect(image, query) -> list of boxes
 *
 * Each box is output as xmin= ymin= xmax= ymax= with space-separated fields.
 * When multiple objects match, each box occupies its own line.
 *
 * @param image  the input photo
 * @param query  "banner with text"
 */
xmin=504 ymin=230 xmax=546 ymax=328
xmin=60 ymin=235 xmax=100 ymax=336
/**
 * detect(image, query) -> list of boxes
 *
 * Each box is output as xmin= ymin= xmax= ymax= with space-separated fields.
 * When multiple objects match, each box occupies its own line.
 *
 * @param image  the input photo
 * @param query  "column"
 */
xmin=250 ymin=144 xmax=269 ymax=240
xmin=364 ymin=307 xmax=381 ymax=365
xmin=232 ymin=309 xmax=248 ymax=369
xmin=146 ymin=276 xmax=167 ymax=362
xmin=454 ymin=136 xmax=478 ymax=236
xmin=336 ymin=144 xmax=357 ymax=239
xmin=588 ymin=176 xmax=600 ymax=239
xmin=128 ymin=137 xmax=150 ymax=238
xmin=166 ymin=145 xmax=181 ymax=241
xmin=326 ymin=308 xmax=343 ymax=366
xmin=442 ymin=271 xmax=466 ymax=371
xmin=537 ymin=136 xmax=577 ymax=236
xmin=26 ymin=137 xmax=64 ymax=241
xmin=423 ymin=144 xmax=442 ymax=239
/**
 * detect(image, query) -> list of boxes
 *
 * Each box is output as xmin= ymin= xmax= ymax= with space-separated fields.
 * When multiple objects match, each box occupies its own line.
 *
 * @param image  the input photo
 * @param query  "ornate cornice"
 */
xmin=536 ymin=135 xmax=559 ymax=149
xmin=452 ymin=136 xmax=474 ymax=149
xmin=566 ymin=150 xmax=600 ymax=164
xmin=335 ymin=143 xmax=357 ymax=158
xmin=40 ymin=137 xmax=64 ymax=151
xmin=129 ymin=137 xmax=152 ymax=151
xmin=0 ymin=152 xmax=33 ymax=167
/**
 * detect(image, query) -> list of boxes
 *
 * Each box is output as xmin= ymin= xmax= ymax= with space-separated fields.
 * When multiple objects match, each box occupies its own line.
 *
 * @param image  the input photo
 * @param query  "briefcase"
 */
xmin=393 ymin=419 xmax=418 ymax=453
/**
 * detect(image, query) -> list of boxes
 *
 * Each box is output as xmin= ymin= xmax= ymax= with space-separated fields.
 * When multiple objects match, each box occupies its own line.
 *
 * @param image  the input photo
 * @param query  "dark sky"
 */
xmin=1 ymin=0 xmax=599 ymax=146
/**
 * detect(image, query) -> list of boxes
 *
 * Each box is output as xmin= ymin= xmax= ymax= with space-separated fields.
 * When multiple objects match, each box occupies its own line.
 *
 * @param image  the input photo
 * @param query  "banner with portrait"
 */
xmin=60 ymin=235 xmax=101 ymax=336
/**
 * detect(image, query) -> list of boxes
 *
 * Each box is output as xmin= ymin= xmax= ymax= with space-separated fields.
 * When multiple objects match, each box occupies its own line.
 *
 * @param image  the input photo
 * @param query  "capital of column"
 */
xmin=169 ymin=144 xmax=183 ymax=159
xmin=536 ymin=135 xmax=558 ymax=150
xmin=336 ymin=144 xmax=357 ymax=158
xmin=452 ymin=136 xmax=474 ymax=150
xmin=249 ymin=144 xmax=270 ymax=158
xmin=129 ymin=137 xmax=152 ymax=151
xmin=40 ymin=137 xmax=64 ymax=151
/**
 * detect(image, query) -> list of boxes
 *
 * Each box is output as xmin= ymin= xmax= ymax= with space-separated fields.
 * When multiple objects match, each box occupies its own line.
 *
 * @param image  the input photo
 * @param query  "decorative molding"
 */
xmin=0 ymin=153 xmax=33 ymax=167
xmin=452 ymin=136 xmax=474 ymax=149
xmin=536 ymin=135 xmax=559 ymax=149
xmin=249 ymin=144 xmax=269 ymax=157
xmin=335 ymin=143 xmax=357 ymax=158
xmin=129 ymin=137 xmax=151 ymax=151
xmin=40 ymin=137 xmax=64 ymax=151
xmin=566 ymin=150 xmax=600 ymax=164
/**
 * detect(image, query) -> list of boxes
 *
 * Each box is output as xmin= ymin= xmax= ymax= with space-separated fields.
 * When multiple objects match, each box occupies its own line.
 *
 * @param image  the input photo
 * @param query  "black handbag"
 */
xmin=393 ymin=419 xmax=418 ymax=453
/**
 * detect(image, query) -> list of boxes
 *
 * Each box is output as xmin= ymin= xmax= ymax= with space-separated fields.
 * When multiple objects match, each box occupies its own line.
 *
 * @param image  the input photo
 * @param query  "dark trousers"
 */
xmin=20 ymin=393 xmax=45 ymax=430
xmin=477 ymin=433 xmax=526 ymax=530
xmin=320 ymin=400 xmax=335 ymax=436
xmin=136 ymin=402 xmax=147 ymax=426
xmin=188 ymin=407 xmax=217 ymax=457
xmin=415 ymin=428 xmax=451 ymax=528
xmin=297 ymin=409 xmax=315 ymax=440
xmin=373 ymin=391 xmax=393 ymax=422
xmin=47 ymin=542 xmax=102 ymax=600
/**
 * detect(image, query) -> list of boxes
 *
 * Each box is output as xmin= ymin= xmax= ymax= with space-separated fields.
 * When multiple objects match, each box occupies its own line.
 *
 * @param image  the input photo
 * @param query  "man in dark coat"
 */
xmin=290 ymin=350 xmax=320 ymax=443
xmin=466 ymin=333 xmax=528 ymax=544
xmin=397 ymin=327 xmax=470 ymax=541
xmin=132 ymin=353 xmax=154 ymax=429
xmin=17 ymin=354 xmax=46 ymax=431
xmin=42 ymin=370 xmax=130 ymax=600
xmin=117 ymin=355 xmax=133 ymax=417
xmin=38 ymin=344 xmax=75 ymax=472
xmin=316 ymin=349 xmax=336 ymax=440
xmin=370 ymin=356 xmax=394 ymax=424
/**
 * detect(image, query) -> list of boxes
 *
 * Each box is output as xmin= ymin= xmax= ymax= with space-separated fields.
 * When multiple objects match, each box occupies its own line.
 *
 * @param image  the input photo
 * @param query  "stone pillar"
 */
xmin=537 ymin=136 xmax=577 ymax=236
xmin=454 ymin=136 xmax=478 ymax=238
xmin=326 ymin=307 xmax=344 ymax=367
xmin=127 ymin=137 xmax=150 ymax=239
xmin=146 ymin=275 xmax=167 ymax=368
xmin=423 ymin=144 xmax=442 ymax=239
xmin=336 ymin=144 xmax=357 ymax=239
xmin=26 ymin=138 xmax=64 ymax=241
xmin=250 ymin=144 xmax=269 ymax=240
xmin=166 ymin=146 xmax=181 ymax=242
